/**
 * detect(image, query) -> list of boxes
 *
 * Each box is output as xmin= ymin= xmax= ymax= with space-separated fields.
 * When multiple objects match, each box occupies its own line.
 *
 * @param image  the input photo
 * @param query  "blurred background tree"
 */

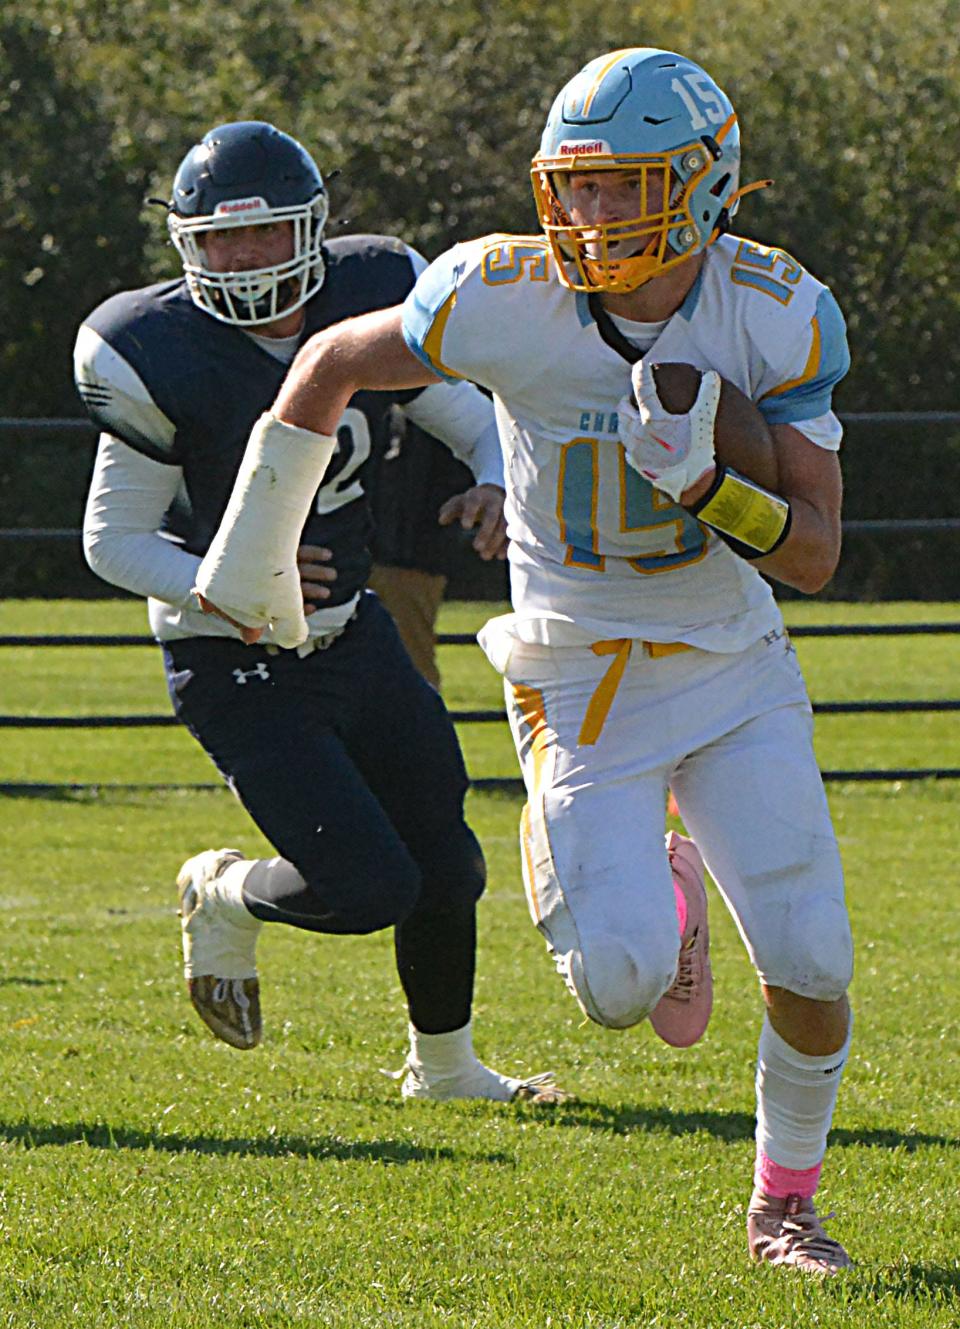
xmin=2 ymin=0 xmax=958 ymax=596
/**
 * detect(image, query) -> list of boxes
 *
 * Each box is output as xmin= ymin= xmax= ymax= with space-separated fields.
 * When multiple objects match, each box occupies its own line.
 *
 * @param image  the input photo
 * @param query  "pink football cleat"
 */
xmin=649 ymin=831 xmax=713 ymax=1048
xmin=747 ymin=1191 xmax=853 ymax=1274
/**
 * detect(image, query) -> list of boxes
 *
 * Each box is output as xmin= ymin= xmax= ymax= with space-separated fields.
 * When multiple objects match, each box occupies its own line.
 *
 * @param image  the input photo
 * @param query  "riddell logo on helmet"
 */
xmin=557 ymin=140 xmax=611 ymax=155
xmin=213 ymin=196 xmax=270 ymax=216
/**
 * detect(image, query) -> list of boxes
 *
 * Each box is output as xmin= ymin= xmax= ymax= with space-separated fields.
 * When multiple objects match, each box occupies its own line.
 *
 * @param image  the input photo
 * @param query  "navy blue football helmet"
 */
xmin=168 ymin=121 xmax=329 ymax=327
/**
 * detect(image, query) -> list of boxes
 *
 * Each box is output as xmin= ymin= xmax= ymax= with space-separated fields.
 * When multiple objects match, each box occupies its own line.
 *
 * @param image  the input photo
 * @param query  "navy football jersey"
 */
xmin=75 ymin=235 xmax=430 ymax=608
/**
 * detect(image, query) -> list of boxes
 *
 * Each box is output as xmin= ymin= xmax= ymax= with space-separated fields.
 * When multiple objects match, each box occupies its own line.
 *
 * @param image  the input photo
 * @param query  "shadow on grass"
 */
xmin=828 ymin=1124 xmax=960 ymax=1152
xmin=0 ymin=975 xmax=61 ymax=987
xmin=0 ymin=1118 xmax=511 ymax=1165
xmin=859 ymin=1261 xmax=960 ymax=1303
xmin=0 ymin=785 xmax=221 ymax=803
xmin=534 ymin=1101 xmax=960 ymax=1151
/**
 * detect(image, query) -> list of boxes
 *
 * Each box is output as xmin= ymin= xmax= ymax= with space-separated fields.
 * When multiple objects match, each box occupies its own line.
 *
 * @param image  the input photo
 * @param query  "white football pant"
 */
xmin=503 ymin=631 xmax=853 ymax=1029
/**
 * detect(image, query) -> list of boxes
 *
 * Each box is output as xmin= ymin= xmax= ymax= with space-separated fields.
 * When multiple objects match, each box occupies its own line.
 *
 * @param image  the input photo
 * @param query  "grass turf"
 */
xmin=0 ymin=601 xmax=958 ymax=1326
xmin=0 ymin=598 xmax=957 ymax=786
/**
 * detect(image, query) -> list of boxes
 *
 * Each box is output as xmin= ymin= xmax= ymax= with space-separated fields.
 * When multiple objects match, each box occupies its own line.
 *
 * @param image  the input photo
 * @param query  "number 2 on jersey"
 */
xmin=314 ymin=407 xmax=372 ymax=514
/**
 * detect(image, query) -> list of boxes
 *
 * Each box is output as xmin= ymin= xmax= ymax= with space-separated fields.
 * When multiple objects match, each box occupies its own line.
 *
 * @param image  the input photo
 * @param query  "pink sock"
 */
xmin=673 ymin=879 xmax=688 ymax=937
xmin=754 ymin=1150 xmax=823 ymax=1199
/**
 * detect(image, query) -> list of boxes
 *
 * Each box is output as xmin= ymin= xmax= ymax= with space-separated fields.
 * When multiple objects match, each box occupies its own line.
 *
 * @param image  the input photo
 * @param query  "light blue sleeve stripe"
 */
xmin=759 ymin=288 xmax=851 ymax=425
xmin=400 ymin=251 xmax=464 ymax=383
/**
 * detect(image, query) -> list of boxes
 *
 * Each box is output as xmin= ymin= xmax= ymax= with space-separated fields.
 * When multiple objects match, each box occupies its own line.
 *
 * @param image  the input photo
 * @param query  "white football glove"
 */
xmin=617 ymin=360 xmax=720 ymax=503
xmin=195 ymin=413 xmax=337 ymax=649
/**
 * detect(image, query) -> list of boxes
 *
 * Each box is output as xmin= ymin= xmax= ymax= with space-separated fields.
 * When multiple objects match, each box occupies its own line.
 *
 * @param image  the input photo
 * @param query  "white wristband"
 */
xmin=195 ymin=412 xmax=337 ymax=646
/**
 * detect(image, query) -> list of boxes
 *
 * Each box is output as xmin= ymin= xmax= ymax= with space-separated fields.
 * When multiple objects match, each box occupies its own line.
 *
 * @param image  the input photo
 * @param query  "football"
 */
xmin=651 ymin=362 xmax=780 ymax=492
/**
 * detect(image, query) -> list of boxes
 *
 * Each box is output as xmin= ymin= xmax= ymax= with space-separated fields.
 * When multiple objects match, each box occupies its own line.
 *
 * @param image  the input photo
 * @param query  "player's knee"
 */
xmin=563 ymin=932 xmax=676 ymax=1029
xmin=762 ymin=892 xmax=853 ymax=1002
xmin=302 ymin=857 xmax=423 ymax=934
xmin=412 ymin=832 xmax=486 ymax=912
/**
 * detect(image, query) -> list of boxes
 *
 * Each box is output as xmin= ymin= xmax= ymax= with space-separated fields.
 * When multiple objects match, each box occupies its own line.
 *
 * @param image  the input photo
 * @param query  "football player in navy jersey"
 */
xmin=75 ymin=121 xmax=560 ymax=1103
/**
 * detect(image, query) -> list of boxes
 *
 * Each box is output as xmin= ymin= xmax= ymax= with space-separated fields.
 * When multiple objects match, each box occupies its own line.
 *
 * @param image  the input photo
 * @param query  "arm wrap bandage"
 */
xmin=195 ymin=413 xmax=337 ymax=645
xmin=687 ymin=465 xmax=792 ymax=559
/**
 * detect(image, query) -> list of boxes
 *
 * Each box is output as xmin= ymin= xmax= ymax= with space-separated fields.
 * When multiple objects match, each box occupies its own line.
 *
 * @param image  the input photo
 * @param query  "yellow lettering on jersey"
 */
xmin=733 ymin=241 xmax=802 ymax=284
xmin=558 ymin=437 xmax=709 ymax=573
xmin=481 ymin=241 xmax=549 ymax=286
xmin=626 ymin=519 xmax=709 ymax=576
xmin=617 ymin=448 xmax=709 ymax=573
xmin=731 ymin=241 xmax=803 ymax=306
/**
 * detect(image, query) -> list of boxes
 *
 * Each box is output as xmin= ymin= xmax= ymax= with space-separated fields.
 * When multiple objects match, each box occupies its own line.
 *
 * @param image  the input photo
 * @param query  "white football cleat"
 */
xmin=387 ymin=1059 xmax=567 ymax=1104
xmin=177 ymin=847 xmax=263 ymax=1050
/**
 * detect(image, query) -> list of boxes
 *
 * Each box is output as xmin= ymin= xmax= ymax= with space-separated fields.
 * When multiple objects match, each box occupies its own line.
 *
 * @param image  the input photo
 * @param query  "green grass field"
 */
xmin=1 ymin=601 xmax=959 ymax=1327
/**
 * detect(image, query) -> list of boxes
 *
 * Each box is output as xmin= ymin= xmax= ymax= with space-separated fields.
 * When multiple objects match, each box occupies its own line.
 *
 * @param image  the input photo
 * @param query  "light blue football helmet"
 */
xmin=532 ymin=48 xmax=767 ymax=293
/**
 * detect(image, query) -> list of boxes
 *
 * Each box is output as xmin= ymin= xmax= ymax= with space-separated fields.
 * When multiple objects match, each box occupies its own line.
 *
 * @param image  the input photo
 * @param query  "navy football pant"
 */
xmin=162 ymin=593 xmax=485 ymax=1032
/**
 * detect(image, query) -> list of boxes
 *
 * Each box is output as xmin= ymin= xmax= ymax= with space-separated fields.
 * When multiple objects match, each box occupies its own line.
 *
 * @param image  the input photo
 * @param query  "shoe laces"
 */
xmin=757 ymin=1196 xmax=847 ymax=1267
xmin=211 ymin=978 xmax=252 ymax=1009
xmin=667 ymin=927 xmax=703 ymax=1003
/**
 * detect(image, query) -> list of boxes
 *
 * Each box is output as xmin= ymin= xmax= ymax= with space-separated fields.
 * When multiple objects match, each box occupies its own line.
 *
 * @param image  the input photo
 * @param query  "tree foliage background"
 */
xmin=2 ymin=0 xmax=958 ymax=596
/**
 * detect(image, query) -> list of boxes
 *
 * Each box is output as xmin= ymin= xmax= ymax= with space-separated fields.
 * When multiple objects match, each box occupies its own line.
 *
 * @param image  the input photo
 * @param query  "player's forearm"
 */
xmin=84 ymin=525 xmax=199 ymax=605
xmin=274 ymin=306 xmax=437 ymax=433
xmin=754 ymin=426 xmax=843 ymax=593
xmin=83 ymin=434 xmax=199 ymax=605
xmin=751 ymin=496 xmax=841 ymax=593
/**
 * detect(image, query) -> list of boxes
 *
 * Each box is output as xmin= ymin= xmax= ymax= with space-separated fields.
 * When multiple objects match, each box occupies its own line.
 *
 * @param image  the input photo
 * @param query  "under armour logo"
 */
xmin=232 ymin=662 xmax=271 ymax=685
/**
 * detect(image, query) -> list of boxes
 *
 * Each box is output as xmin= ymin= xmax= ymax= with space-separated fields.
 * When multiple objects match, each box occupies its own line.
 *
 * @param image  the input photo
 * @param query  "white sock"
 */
xmin=209 ymin=858 xmax=261 ymax=927
xmin=232 ymin=855 xmax=310 ymax=918
xmin=407 ymin=1021 xmax=476 ymax=1077
xmin=755 ymin=1012 xmax=852 ymax=1171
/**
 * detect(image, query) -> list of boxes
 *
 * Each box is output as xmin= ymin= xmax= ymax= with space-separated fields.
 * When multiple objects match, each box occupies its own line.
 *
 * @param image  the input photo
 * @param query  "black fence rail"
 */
xmin=1 ymin=413 xmax=958 ymax=789
xmin=1 ymin=699 xmax=959 ymax=728
xmin=0 ymin=622 xmax=957 ymax=789
xmin=3 ymin=622 xmax=960 ymax=648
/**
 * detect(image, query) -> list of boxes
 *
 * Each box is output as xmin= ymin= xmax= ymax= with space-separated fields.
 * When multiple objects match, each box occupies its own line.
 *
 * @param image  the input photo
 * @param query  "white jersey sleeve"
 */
xmin=83 ymin=434 xmax=199 ymax=606
xmin=753 ymin=288 xmax=848 ymax=451
xmin=403 ymin=382 xmax=502 ymax=486
xmin=384 ymin=241 xmax=501 ymax=486
xmin=402 ymin=234 xmax=569 ymax=397
xmin=648 ymin=237 xmax=850 ymax=452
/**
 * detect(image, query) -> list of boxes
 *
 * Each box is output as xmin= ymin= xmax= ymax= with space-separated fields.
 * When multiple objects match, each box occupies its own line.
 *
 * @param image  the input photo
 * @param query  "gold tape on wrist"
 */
xmin=696 ymin=470 xmax=789 ymax=553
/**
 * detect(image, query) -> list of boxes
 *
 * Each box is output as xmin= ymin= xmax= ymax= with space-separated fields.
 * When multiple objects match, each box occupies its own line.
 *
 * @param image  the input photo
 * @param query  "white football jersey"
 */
xmin=402 ymin=232 xmax=849 ymax=653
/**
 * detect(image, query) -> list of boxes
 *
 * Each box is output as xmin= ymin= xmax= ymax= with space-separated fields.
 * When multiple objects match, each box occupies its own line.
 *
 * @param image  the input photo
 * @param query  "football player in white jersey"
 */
xmin=195 ymin=53 xmax=855 ymax=1273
